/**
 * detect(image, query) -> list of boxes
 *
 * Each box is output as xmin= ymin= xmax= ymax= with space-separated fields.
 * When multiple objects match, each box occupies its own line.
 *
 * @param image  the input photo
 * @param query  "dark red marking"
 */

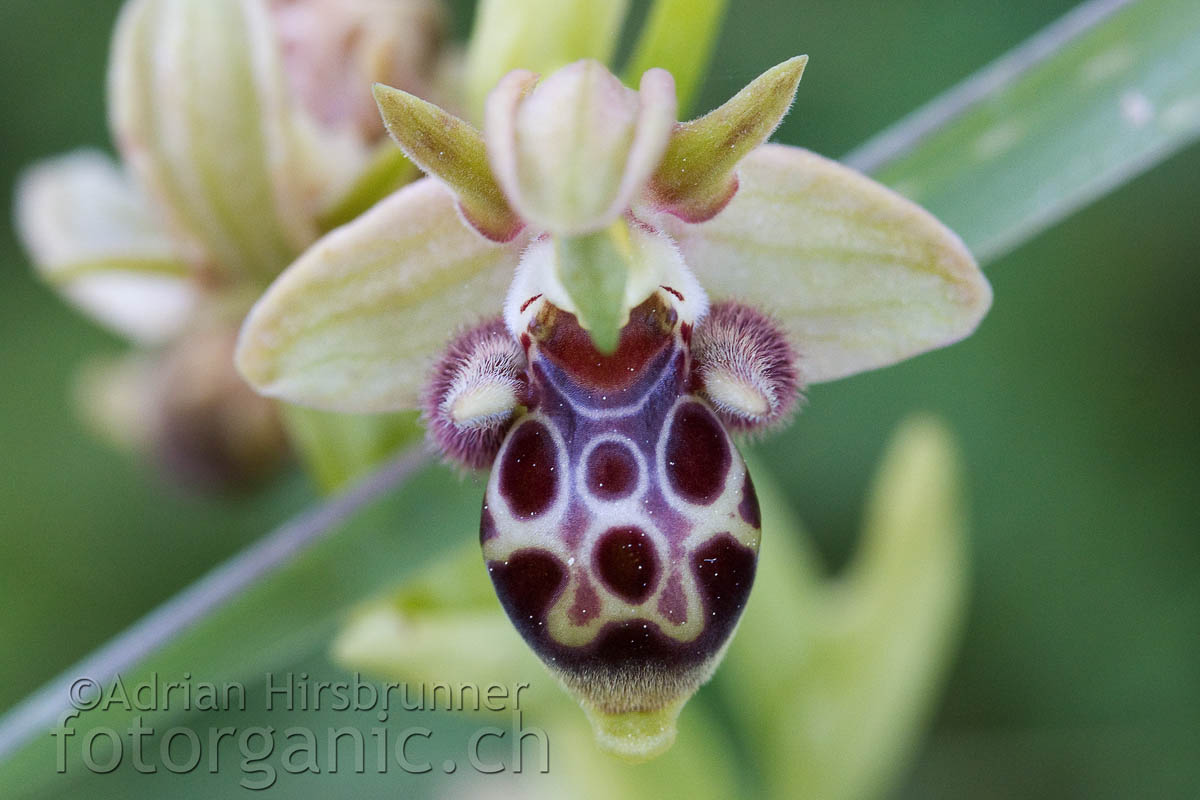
xmin=692 ymin=533 xmax=757 ymax=621
xmin=595 ymin=527 xmax=659 ymax=604
xmin=495 ymin=536 xmax=758 ymax=691
xmin=738 ymin=471 xmax=761 ymax=529
xmin=665 ymin=402 xmax=731 ymax=504
xmin=585 ymin=441 xmax=638 ymax=500
xmin=519 ymin=294 xmax=543 ymax=313
xmin=488 ymin=549 xmax=566 ymax=626
xmin=479 ymin=502 xmax=497 ymax=543
xmin=499 ymin=421 xmax=558 ymax=517
xmin=660 ymin=285 xmax=684 ymax=301
xmin=535 ymin=297 xmax=676 ymax=393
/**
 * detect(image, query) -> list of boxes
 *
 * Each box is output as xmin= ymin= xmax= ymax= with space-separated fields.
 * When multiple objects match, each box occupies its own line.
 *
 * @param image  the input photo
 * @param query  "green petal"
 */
xmin=665 ymin=144 xmax=991 ymax=383
xmin=236 ymin=178 xmax=525 ymax=412
xmin=373 ymin=82 xmax=522 ymax=241
xmin=463 ymin=0 xmax=630 ymax=122
xmin=15 ymin=150 xmax=196 ymax=343
xmin=109 ymin=0 xmax=323 ymax=285
xmin=648 ymin=56 xmax=806 ymax=222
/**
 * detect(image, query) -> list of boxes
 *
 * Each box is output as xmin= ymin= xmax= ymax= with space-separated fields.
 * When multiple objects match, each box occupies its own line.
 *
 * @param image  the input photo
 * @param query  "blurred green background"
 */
xmin=1 ymin=0 xmax=1197 ymax=797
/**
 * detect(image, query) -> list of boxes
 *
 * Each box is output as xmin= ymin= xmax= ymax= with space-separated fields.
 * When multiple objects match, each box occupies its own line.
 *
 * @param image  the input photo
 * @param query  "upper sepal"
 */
xmin=485 ymin=61 xmax=678 ymax=236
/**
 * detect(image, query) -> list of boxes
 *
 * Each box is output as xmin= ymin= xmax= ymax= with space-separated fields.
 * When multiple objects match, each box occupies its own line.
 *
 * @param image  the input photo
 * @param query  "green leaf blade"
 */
xmin=860 ymin=0 xmax=1200 ymax=263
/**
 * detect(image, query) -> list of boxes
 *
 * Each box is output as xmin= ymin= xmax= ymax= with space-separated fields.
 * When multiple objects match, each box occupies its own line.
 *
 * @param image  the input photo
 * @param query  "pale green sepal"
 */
xmin=665 ymin=143 xmax=991 ymax=384
xmin=280 ymin=404 xmax=422 ymax=493
xmin=236 ymin=178 xmax=525 ymax=413
xmin=648 ymin=55 xmax=807 ymax=222
xmin=373 ymin=82 xmax=523 ymax=241
xmin=721 ymin=417 xmax=968 ymax=800
xmin=109 ymin=0 xmax=320 ymax=285
xmin=623 ymin=0 xmax=729 ymax=116
xmin=14 ymin=149 xmax=197 ymax=344
xmin=463 ymin=0 xmax=630 ymax=122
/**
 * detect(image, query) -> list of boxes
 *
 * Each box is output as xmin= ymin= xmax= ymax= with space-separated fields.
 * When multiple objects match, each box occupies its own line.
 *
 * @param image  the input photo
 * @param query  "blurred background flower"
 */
xmin=15 ymin=0 xmax=452 ymax=492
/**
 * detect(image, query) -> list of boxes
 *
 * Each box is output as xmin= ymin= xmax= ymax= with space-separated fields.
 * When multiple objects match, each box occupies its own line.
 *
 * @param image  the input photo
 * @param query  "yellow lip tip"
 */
xmin=582 ymin=700 xmax=685 ymax=763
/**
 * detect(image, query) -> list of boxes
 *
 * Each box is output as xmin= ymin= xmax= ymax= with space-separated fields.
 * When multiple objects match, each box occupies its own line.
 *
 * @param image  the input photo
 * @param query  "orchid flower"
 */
xmin=237 ymin=55 xmax=990 ymax=757
xmin=336 ymin=415 xmax=969 ymax=792
xmin=15 ymin=0 xmax=446 ymax=487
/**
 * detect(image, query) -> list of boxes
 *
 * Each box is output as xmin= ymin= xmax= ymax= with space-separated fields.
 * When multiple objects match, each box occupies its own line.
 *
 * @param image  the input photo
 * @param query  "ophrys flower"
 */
xmin=236 ymin=56 xmax=991 ymax=757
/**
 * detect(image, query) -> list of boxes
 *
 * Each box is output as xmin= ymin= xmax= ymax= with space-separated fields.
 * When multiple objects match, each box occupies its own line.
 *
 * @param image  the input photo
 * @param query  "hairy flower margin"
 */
xmin=235 ymin=54 xmax=991 ymax=757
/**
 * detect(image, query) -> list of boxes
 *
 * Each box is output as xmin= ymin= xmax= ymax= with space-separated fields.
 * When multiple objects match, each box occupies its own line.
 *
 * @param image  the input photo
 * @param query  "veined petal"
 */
xmin=110 ymin=0 xmax=325 ymax=285
xmin=464 ymin=0 xmax=630 ymax=121
xmin=236 ymin=178 xmax=526 ymax=412
xmin=664 ymin=144 xmax=991 ymax=383
xmin=648 ymin=56 xmax=806 ymax=223
xmin=15 ymin=150 xmax=197 ymax=344
xmin=486 ymin=60 xmax=678 ymax=236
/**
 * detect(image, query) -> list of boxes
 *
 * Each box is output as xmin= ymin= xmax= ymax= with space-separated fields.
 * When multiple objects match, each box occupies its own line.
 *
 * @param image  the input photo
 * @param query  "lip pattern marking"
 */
xmin=481 ymin=294 xmax=761 ymax=708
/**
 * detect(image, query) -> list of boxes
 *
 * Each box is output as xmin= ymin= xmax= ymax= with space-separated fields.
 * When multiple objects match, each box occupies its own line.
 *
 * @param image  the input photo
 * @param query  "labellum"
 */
xmin=424 ymin=284 xmax=801 ymax=759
